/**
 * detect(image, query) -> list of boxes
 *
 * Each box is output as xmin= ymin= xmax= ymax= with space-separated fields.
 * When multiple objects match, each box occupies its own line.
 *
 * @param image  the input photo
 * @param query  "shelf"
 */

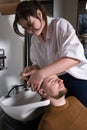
xmin=0 ymin=56 xmax=6 ymax=59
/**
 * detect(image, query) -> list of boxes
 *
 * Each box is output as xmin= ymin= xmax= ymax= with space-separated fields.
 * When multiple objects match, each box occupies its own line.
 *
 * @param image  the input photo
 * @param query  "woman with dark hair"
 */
xmin=13 ymin=0 xmax=47 ymax=36
xmin=13 ymin=1 xmax=87 ymax=107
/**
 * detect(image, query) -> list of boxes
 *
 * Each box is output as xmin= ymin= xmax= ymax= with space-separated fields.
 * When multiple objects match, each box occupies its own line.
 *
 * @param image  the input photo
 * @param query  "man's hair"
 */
xmin=13 ymin=0 xmax=47 ymax=36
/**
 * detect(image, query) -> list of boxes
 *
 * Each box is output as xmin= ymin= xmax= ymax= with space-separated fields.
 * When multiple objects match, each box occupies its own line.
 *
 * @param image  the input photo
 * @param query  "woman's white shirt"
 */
xmin=30 ymin=16 xmax=87 ymax=80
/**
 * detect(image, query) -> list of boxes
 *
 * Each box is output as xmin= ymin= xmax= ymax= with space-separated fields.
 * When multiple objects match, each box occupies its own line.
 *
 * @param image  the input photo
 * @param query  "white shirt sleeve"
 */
xmin=56 ymin=18 xmax=87 ymax=63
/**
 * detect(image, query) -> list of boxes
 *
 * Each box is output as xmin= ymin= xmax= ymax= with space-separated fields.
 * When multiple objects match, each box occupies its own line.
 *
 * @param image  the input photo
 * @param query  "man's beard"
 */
xmin=52 ymin=88 xmax=67 ymax=99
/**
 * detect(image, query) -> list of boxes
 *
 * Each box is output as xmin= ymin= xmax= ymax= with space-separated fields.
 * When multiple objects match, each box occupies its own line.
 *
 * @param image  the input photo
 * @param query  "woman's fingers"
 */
xmin=22 ymin=72 xmax=30 ymax=81
xmin=27 ymin=79 xmax=42 ymax=91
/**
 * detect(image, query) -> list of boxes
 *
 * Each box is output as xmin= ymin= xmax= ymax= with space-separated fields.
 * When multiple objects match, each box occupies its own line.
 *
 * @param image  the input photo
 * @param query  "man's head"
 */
xmin=39 ymin=75 xmax=67 ymax=99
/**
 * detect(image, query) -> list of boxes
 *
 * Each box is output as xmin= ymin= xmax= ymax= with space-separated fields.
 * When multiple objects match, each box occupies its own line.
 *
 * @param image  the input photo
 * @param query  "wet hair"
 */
xmin=13 ymin=0 xmax=47 ymax=36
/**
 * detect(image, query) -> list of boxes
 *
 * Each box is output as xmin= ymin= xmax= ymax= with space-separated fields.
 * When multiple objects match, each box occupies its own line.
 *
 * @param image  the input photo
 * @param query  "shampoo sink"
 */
xmin=0 ymin=87 xmax=50 ymax=121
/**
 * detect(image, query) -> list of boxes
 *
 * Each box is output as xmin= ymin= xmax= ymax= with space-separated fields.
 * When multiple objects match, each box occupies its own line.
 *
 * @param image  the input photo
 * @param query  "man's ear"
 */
xmin=37 ymin=9 xmax=42 ymax=19
xmin=39 ymin=89 xmax=48 ymax=98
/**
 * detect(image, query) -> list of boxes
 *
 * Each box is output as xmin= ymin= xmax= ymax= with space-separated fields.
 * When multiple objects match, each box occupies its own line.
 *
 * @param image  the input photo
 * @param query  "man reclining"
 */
xmin=38 ymin=75 xmax=87 ymax=130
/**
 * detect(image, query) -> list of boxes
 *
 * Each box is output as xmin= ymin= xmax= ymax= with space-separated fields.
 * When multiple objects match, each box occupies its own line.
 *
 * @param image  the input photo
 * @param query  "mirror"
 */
xmin=77 ymin=0 xmax=87 ymax=58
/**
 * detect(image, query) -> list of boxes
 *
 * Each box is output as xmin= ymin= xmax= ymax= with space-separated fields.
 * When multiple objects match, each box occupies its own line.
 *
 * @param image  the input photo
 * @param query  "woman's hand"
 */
xmin=22 ymin=65 xmax=40 ymax=81
xmin=27 ymin=70 xmax=45 ymax=91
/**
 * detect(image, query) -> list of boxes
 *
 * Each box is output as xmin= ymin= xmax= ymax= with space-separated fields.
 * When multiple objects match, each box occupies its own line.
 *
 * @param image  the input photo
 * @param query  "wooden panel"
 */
xmin=0 ymin=0 xmax=20 ymax=15
xmin=0 ymin=0 xmax=20 ymax=3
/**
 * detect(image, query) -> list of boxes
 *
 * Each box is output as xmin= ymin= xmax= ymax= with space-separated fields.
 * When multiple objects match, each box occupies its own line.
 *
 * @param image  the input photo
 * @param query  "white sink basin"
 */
xmin=0 ymin=90 xmax=50 ymax=121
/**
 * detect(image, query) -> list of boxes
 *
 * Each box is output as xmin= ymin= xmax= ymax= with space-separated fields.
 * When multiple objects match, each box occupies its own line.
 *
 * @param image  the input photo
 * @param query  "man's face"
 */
xmin=41 ymin=75 xmax=67 ymax=99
